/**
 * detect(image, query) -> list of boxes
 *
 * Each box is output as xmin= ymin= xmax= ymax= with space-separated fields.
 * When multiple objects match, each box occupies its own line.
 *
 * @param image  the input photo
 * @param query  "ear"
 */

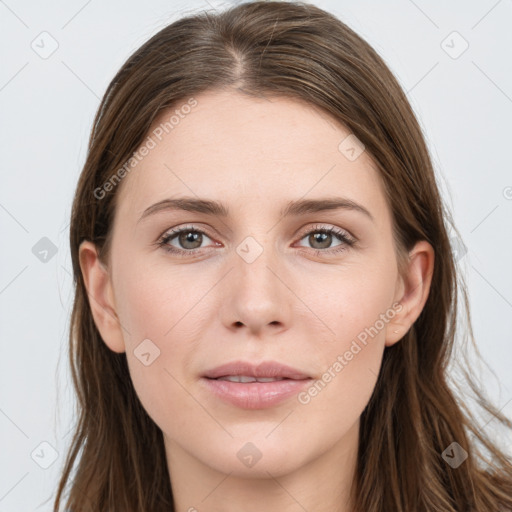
xmin=385 ymin=240 xmax=435 ymax=347
xmin=78 ymin=240 xmax=126 ymax=353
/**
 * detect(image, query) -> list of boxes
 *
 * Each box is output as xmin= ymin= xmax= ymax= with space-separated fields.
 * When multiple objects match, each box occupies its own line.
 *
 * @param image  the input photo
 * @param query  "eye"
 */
xmin=295 ymin=224 xmax=356 ymax=255
xmin=156 ymin=223 xmax=356 ymax=258
xmin=157 ymin=224 xmax=216 ymax=256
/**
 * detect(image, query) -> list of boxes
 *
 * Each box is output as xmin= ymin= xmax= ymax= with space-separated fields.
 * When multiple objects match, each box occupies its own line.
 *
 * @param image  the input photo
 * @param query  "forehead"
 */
xmin=115 ymin=89 xmax=387 ymax=220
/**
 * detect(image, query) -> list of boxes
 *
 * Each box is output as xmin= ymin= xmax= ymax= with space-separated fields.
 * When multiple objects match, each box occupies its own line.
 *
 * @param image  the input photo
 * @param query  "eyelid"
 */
xmin=295 ymin=223 xmax=356 ymax=244
xmin=158 ymin=223 xmax=216 ymax=242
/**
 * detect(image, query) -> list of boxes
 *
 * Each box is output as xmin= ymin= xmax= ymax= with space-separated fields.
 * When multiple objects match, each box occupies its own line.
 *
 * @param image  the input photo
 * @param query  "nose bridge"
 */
xmin=234 ymin=231 xmax=280 ymax=294
xmin=223 ymin=229 xmax=289 ymax=331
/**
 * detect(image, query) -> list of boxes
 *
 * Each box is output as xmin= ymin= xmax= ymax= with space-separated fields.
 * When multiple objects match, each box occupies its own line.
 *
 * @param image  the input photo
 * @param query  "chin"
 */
xmin=202 ymin=437 xmax=311 ymax=478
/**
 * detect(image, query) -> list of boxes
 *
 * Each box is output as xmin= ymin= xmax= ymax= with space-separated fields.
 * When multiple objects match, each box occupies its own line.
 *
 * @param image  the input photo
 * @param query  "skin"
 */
xmin=79 ymin=89 xmax=434 ymax=512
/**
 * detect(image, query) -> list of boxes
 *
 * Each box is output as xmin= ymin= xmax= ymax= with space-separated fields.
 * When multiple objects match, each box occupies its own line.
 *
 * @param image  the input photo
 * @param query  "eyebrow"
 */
xmin=138 ymin=196 xmax=374 ymax=223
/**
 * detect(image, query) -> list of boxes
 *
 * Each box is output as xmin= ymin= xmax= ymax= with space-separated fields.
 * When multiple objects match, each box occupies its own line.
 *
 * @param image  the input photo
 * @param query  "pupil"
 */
xmin=311 ymin=232 xmax=330 ymax=249
xmin=180 ymin=231 xmax=201 ymax=249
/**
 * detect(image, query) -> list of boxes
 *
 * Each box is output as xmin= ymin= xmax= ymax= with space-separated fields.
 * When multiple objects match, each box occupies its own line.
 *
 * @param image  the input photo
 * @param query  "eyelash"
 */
xmin=156 ymin=223 xmax=356 ymax=258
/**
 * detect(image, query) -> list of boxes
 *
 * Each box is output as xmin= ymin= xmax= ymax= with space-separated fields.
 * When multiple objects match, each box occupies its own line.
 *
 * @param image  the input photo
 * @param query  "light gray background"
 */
xmin=1 ymin=0 xmax=511 ymax=510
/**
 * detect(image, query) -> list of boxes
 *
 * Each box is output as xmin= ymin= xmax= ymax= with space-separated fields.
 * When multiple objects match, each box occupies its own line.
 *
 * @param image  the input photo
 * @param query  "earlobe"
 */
xmin=385 ymin=240 xmax=435 ymax=347
xmin=78 ymin=240 xmax=126 ymax=353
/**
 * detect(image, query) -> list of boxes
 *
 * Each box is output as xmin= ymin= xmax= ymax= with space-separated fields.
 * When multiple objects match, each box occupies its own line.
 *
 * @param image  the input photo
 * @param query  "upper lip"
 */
xmin=203 ymin=360 xmax=311 ymax=380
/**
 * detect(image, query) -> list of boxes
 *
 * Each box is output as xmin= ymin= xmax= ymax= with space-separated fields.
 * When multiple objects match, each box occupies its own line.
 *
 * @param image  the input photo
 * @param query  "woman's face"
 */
xmin=81 ymin=89 xmax=432 ymax=480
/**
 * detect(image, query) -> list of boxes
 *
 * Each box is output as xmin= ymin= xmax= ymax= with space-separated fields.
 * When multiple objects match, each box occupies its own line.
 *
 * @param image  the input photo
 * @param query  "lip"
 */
xmin=202 ymin=360 xmax=311 ymax=380
xmin=201 ymin=360 xmax=313 ymax=409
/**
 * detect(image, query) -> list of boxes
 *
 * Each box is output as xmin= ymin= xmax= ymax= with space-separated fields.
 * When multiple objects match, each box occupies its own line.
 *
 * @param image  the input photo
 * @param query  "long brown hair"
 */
xmin=55 ymin=1 xmax=512 ymax=510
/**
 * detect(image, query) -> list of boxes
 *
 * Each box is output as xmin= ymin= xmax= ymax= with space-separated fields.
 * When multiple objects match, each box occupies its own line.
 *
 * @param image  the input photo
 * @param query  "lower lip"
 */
xmin=201 ymin=377 xmax=312 ymax=409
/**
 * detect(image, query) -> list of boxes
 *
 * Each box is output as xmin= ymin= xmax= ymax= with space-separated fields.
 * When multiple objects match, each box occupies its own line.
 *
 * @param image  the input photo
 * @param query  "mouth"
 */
xmin=214 ymin=375 xmax=293 ymax=383
xmin=201 ymin=360 xmax=313 ymax=409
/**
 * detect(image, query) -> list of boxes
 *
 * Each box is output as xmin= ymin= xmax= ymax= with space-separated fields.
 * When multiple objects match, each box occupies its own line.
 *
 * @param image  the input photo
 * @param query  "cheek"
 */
xmin=318 ymin=259 xmax=397 ymax=346
xmin=302 ymin=259 xmax=397 ymax=418
xmin=112 ymin=261 xmax=209 ymax=430
xmin=113 ymin=256 xmax=202 ymax=346
xmin=125 ymin=354 xmax=203 ymax=445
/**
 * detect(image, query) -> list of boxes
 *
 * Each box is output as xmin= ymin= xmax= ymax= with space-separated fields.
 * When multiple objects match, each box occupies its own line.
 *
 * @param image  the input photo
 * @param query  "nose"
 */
xmin=219 ymin=235 xmax=292 ymax=336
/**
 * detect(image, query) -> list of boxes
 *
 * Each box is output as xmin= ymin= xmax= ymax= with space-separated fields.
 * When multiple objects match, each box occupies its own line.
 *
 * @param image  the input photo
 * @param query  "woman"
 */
xmin=55 ymin=1 xmax=512 ymax=511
